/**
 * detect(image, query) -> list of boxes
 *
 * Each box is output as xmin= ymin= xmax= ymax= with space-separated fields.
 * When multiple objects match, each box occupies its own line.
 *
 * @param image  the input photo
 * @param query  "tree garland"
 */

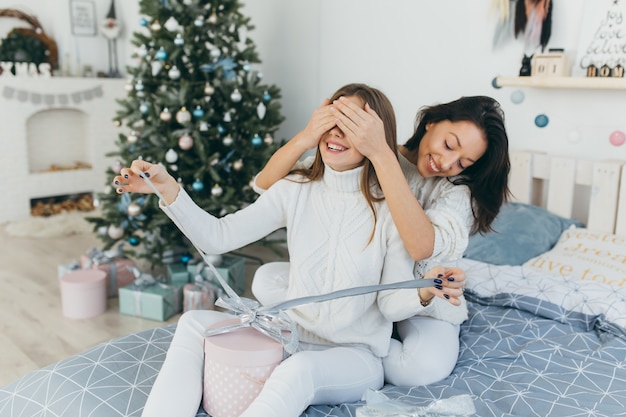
xmin=0 ymin=8 xmax=58 ymax=72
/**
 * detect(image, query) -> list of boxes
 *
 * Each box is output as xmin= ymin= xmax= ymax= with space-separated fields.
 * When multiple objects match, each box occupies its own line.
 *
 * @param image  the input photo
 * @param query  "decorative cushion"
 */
xmin=464 ymin=202 xmax=583 ymax=266
xmin=523 ymin=227 xmax=626 ymax=288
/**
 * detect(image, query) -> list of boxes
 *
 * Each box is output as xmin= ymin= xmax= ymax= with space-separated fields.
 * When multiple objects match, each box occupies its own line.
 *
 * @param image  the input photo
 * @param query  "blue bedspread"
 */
xmin=2 ymin=269 xmax=625 ymax=417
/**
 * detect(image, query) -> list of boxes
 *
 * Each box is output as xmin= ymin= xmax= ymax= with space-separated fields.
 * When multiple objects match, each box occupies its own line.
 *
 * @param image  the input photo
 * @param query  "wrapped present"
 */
xmin=202 ymin=318 xmax=284 ymax=417
xmin=59 ymin=269 xmax=108 ymax=319
xmin=189 ymin=255 xmax=246 ymax=296
xmin=166 ymin=262 xmax=190 ymax=286
xmin=57 ymin=260 xmax=81 ymax=279
xmin=81 ymin=246 xmax=135 ymax=298
xmin=118 ymin=268 xmax=181 ymax=321
xmin=183 ymin=280 xmax=217 ymax=312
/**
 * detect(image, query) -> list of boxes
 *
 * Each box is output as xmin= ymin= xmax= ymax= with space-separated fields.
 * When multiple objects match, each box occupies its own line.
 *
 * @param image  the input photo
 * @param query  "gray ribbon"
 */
xmin=140 ymin=174 xmax=436 ymax=354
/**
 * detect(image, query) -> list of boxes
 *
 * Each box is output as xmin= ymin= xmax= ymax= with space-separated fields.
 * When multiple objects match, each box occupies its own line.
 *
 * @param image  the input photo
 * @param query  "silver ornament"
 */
xmin=231 ymin=88 xmax=242 ymax=102
xmin=211 ymin=184 xmax=223 ymax=196
xmin=165 ymin=148 xmax=179 ymax=163
xmin=127 ymin=202 xmax=142 ymax=217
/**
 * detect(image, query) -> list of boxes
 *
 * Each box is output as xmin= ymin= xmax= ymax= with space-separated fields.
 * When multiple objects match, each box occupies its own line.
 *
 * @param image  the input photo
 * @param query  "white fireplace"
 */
xmin=0 ymin=76 xmax=127 ymax=223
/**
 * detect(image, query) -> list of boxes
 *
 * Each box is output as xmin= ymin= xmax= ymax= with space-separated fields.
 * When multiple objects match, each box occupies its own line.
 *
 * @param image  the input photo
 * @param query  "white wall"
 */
xmin=3 ymin=0 xmax=624 ymax=161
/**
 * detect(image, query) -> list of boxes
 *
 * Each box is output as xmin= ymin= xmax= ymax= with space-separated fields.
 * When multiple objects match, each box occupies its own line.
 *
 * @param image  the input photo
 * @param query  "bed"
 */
xmin=1 ymin=150 xmax=625 ymax=417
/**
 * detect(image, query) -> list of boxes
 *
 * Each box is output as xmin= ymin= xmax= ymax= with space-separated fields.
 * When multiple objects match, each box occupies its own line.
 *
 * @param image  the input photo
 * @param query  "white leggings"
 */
xmin=141 ymin=310 xmax=383 ymax=417
xmin=252 ymin=262 xmax=460 ymax=388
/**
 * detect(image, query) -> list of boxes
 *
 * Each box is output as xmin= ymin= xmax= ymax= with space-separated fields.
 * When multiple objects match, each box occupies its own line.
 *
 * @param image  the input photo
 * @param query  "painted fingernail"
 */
xmin=437 ymin=274 xmax=443 ymax=278
xmin=444 ymin=294 xmax=450 ymax=299
xmin=144 ymin=172 xmax=151 ymax=178
xmin=434 ymin=278 xmax=443 ymax=284
xmin=114 ymin=180 xmax=119 ymax=185
xmin=117 ymin=188 xmax=124 ymax=193
xmin=447 ymin=277 xmax=455 ymax=281
xmin=435 ymin=285 xmax=443 ymax=290
xmin=124 ymin=174 xmax=129 ymax=179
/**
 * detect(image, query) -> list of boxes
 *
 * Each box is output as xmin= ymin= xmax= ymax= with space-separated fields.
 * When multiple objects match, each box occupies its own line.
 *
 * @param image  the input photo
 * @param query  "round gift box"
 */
xmin=203 ymin=318 xmax=284 ymax=417
xmin=60 ymin=269 xmax=107 ymax=319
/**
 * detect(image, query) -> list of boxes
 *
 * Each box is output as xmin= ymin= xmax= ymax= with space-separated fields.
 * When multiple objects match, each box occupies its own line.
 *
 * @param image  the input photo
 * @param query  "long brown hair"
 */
xmin=404 ymin=96 xmax=511 ymax=234
xmin=290 ymin=83 xmax=397 ymax=241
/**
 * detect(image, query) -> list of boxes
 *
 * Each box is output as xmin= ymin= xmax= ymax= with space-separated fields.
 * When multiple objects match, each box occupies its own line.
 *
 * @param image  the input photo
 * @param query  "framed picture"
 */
xmin=70 ymin=0 xmax=97 ymax=37
xmin=573 ymin=0 xmax=626 ymax=77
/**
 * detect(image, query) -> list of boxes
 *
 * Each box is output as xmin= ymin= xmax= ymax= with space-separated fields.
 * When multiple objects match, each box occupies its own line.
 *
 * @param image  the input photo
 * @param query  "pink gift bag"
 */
xmin=203 ymin=319 xmax=284 ymax=417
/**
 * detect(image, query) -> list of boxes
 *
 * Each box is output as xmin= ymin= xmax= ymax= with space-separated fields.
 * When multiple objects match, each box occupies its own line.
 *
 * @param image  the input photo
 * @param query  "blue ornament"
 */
xmin=193 ymin=106 xmax=205 ymax=118
xmin=139 ymin=17 xmax=148 ymax=27
xmin=263 ymin=91 xmax=271 ymax=102
xmin=192 ymin=179 xmax=205 ymax=191
xmin=243 ymin=63 xmax=252 ymax=71
xmin=510 ymin=90 xmax=525 ymax=104
xmin=174 ymin=34 xmax=184 ymax=46
xmin=155 ymin=47 xmax=168 ymax=61
xmin=217 ymin=124 xmax=225 ymax=134
xmin=251 ymin=133 xmax=262 ymax=147
xmin=139 ymin=103 xmax=149 ymax=114
xmin=129 ymin=236 xmax=140 ymax=246
xmin=534 ymin=114 xmax=549 ymax=128
xmin=181 ymin=254 xmax=192 ymax=264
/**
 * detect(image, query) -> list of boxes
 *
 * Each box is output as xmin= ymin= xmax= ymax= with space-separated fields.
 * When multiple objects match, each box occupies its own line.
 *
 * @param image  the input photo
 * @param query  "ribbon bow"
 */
xmin=201 ymin=261 xmax=299 ymax=354
xmin=200 ymin=57 xmax=237 ymax=79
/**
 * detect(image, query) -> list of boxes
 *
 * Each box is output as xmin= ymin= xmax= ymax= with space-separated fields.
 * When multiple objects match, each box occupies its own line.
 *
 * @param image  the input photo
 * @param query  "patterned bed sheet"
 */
xmin=2 ymin=261 xmax=625 ymax=417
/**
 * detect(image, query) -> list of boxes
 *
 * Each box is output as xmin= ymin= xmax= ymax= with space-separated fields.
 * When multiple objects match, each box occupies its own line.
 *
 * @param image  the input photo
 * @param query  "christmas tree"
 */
xmin=87 ymin=0 xmax=284 ymax=265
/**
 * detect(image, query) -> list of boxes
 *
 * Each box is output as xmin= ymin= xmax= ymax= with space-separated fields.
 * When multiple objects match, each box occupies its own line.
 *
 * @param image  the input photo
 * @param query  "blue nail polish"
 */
xmin=117 ymin=188 xmax=123 ymax=193
xmin=447 ymin=277 xmax=455 ymax=281
xmin=124 ymin=174 xmax=129 ymax=179
xmin=435 ymin=285 xmax=443 ymax=290
xmin=144 ymin=172 xmax=151 ymax=178
xmin=434 ymin=278 xmax=443 ymax=284
xmin=444 ymin=294 xmax=450 ymax=299
xmin=114 ymin=180 xmax=119 ymax=185
xmin=437 ymin=274 xmax=443 ymax=278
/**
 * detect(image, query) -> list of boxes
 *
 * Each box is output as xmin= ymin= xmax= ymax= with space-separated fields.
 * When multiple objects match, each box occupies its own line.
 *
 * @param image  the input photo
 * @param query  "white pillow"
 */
xmin=523 ymin=227 xmax=626 ymax=288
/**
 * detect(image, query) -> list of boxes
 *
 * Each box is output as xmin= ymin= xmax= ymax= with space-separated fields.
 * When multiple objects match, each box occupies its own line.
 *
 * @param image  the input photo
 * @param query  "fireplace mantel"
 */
xmin=0 ymin=77 xmax=127 ymax=223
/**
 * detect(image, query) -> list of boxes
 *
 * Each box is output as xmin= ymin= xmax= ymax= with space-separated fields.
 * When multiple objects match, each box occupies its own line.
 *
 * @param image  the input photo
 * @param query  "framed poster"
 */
xmin=70 ymin=0 xmax=97 ymax=37
xmin=573 ymin=0 xmax=626 ymax=76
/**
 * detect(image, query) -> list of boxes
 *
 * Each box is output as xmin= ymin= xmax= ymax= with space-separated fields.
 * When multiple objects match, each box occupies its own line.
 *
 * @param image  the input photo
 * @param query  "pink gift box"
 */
xmin=80 ymin=254 xmax=135 ymax=298
xmin=203 ymin=319 xmax=284 ymax=417
xmin=60 ymin=269 xmax=107 ymax=319
xmin=183 ymin=283 xmax=217 ymax=312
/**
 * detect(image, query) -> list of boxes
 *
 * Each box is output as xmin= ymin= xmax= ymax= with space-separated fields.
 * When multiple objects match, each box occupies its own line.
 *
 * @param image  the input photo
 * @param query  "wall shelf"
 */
xmin=495 ymin=76 xmax=626 ymax=90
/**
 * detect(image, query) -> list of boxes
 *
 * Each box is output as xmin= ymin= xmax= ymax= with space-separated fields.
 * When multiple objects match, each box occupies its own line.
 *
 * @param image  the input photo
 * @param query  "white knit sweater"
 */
xmin=254 ymin=154 xmax=472 ymax=325
xmin=161 ymin=165 xmax=428 ymax=357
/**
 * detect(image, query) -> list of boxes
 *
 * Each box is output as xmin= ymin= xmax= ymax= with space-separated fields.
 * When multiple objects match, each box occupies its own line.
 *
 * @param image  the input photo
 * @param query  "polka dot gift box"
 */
xmin=202 ymin=319 xmax=284 ymax=417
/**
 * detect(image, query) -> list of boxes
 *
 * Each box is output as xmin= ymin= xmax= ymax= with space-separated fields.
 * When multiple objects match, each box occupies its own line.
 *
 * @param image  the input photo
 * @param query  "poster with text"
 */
xmin=573 ymin=0 xmax=626 ymax=76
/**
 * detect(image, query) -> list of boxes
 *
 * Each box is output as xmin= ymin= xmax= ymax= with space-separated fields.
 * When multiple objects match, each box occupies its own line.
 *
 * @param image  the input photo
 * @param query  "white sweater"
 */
xmin=161 ymin=165 xmax=429 ymax=357
xmin=254 ymin=154 xmax=472 ymax=325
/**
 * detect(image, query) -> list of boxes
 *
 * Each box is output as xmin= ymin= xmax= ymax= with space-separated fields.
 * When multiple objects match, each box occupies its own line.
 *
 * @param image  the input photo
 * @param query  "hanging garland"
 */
xmin=0 ymin=8 xmax=58 ymax=73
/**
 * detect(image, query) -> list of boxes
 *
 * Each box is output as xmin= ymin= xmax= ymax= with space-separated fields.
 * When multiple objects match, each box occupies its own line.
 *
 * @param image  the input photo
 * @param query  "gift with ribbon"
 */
xmin=118 ymin=267 xmax=182 ymax=321
xmin=166 ymin=262 xmax=191 ymax=286
xmin=80 ymin=245 xmax=135 ymax=298
xmin=188 ymin=255 xmax=246 ymax=296
xmin=183 ymin=275 xmax=218 ymax=312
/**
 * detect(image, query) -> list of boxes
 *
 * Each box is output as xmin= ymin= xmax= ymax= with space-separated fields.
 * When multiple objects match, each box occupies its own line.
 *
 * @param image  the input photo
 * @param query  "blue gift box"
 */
xmin=187 ymin=255 xmax=246 ymax=295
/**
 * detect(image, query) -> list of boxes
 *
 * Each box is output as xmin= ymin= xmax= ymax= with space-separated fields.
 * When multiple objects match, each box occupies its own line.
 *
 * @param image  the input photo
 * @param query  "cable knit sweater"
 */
xmin=161 ymin=165 xmax=428 ymax=357
xmin=253 ymin=153 xmax=472 ymax=325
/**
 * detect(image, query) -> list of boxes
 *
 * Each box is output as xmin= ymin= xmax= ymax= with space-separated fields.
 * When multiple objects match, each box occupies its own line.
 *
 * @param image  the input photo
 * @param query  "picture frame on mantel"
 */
xmin=70 ymin=0 xmax=97 ymax=37
xmin=573 ymin=0 xmax=626 ymax=77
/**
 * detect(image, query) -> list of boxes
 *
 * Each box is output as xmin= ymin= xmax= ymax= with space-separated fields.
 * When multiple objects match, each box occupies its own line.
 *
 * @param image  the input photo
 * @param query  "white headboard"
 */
xmin=509 ymin=151 xmax=626 ymax=235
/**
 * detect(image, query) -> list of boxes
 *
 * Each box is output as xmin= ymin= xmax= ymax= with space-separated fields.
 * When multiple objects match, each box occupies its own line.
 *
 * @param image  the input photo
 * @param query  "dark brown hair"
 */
xmin=404 ymin=96 xmax=511 ymax=234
